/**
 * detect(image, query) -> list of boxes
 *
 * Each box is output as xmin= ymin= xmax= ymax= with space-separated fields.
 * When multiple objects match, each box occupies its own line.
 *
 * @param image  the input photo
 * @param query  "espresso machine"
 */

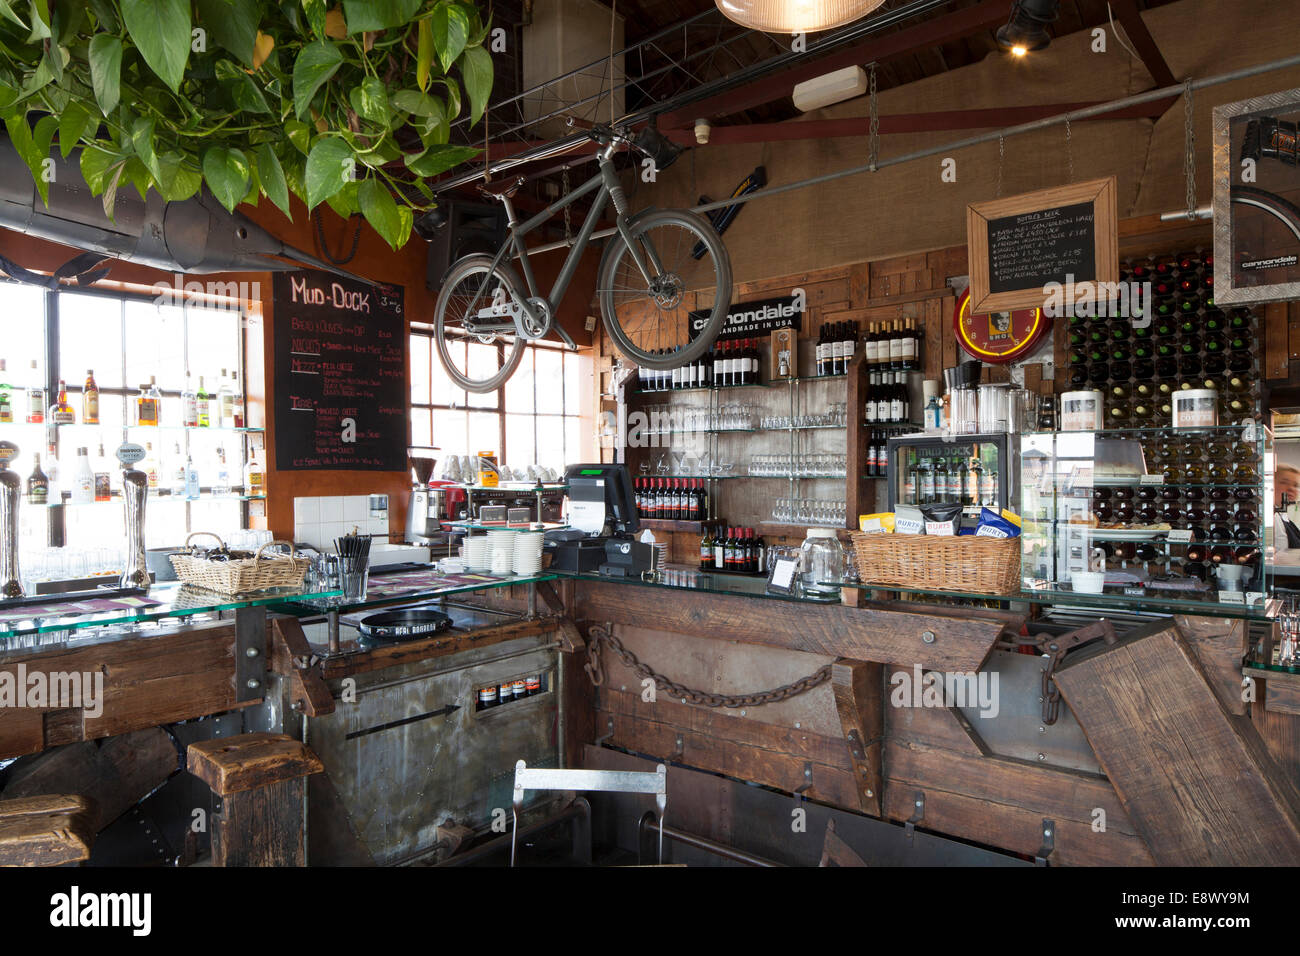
xmin=405 ymin=447 xmax=444 ymax=545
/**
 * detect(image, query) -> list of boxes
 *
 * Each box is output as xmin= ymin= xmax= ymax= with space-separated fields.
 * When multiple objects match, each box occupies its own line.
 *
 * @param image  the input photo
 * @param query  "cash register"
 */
xmin=545 ymin=463 xmax=655 ymax=576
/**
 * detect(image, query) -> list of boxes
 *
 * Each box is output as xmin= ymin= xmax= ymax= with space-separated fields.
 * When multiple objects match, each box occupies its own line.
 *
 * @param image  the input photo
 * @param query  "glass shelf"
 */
xmin=630 ymin=373 xmax=849 ymax=398
xmin=23 ymin=492 xmax=264 ymax=507
xmin=636 ymin=473 xmax=744 ymax=480
xmin=747 ymin=474 xmax=847 ymax=480
xmin=2 ymin=423 xmax=265 ymax=434
xmin=761 ymin=424 xmax=847 ymax=432
xmin=0 ymin=582 xmax=343 ymax=640
xmin=443 ymin=520 xmax=566 ymax=532
xmin=554 ymin=568 xmax=842 ymax=604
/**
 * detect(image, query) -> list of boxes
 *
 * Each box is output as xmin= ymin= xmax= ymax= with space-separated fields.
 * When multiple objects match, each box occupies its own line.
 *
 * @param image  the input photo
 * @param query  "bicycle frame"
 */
xmin=461 ymin=145 xmax=661 ymax=347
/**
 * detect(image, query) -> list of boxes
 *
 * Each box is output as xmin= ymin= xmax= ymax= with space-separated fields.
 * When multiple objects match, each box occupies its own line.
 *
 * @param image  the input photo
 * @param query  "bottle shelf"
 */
xmin=630 ymin=372 xmax=850 ymax=398
xmin=637 ymin=518 xmax=704 ymax=533
xmin=1 ymin=423 xmax=263 ymax=434
xmin=23 ymin=491 xmax=264 ymax=507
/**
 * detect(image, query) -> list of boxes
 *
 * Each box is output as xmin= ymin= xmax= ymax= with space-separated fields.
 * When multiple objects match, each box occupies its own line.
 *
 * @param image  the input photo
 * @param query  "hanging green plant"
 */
xmin=0 ymin=0 xmax=495 ymax=250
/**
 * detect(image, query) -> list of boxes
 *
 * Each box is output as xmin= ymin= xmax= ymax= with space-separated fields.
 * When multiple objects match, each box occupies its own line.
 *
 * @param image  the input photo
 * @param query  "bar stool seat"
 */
xmin=0 ymin=794 xmax=95 ymax=866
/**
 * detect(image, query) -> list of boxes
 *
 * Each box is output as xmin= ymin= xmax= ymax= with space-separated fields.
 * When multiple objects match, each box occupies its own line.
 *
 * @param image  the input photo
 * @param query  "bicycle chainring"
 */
xmin=517 ymin=297 xmax=553 ymax=339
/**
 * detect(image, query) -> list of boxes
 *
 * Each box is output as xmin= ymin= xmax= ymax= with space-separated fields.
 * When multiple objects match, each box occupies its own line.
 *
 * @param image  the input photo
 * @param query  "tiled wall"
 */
xmin=293 ymin=495 xmax=389 ymax=550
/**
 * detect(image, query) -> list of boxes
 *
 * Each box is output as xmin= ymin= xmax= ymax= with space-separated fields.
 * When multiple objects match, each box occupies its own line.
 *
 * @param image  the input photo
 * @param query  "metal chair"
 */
xmin=511 ymin=760 xmax=667 ymax=866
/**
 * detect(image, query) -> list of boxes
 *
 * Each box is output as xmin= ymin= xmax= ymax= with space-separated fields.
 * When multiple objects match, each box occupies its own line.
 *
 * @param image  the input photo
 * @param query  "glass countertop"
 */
xmin=0 ymin=582 xmax=344 ymax=640
xmin=828 ymin=580 xmax=1277 ymax=622
xmin=274 ymin=568 xmax=559 ymax=615
xmin=556 ymin=568 xmax=844 ymax=604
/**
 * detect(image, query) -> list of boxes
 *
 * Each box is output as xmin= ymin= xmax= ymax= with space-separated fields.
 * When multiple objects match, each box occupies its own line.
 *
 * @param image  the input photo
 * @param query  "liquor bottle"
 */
xmin=901 ymin=320 xmax=919 ymax=371
xmin=195 ymin=376 xmax=211 ymax=426
xmin=170 ymin=442 xmax=186 ymax=496
xmin=49 ymin=379 xmax=75 ymax=425
xmin=72 ymin=447 xmax=94 ymax=505
xmin=700 ymin=524 xmax=714 ymax=569
xmin=980 ymin=462 xmax=998 ymax=507
xmin=713 ymin=523 xmax=726 ymax=569
xmin=903 ymin=458 xmax=918 ymax=504
xmin=136 ymin=378 xmax=160 ymax=426
xmin=920 ymin=458 xmax=936 ymax=504
xmin=142 ymin=442 xmax=159 ymax=492
xmin=93 ymin=443 xmax=111 ymax=502
xmin=218 ymin=370 xmax=236 ymax=427
xmin=26 ymin=360 xmax=43 ymax=424
xmin=844 ymin=325 xmax=857 ymax=372
xmin=888 ymin=320 xmax=904 ymax=371
xmin=933 ymin=457 xmax=948 ymax=502
xmin=0 ymin=359 xmax=10 ymax=423
xmin=815 ymin=325 xmax=827 ymax=377
xmin=947 ymin=456 xmax=963 ymax=502
xmin=185 ymin=454 xmax=200 ymax=500
xmin=26 ymin=453 xmax=48 ymax=504
xmin=179 ymin=375 xmax=197 ymax=427
xmin=83 ymin=370 xmax=99 ymax=425
xmin=43 ymin=441 xmax=60 ymax=502
xmin=244 ymin=446 xmax=265 ymax=496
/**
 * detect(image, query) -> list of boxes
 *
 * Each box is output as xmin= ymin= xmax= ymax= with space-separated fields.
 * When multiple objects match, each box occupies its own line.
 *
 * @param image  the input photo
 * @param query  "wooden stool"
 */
xmin=187 ymin=732 xmax=323 ymax=867
xmin=0 ymin=794 xmax=95 ymax=866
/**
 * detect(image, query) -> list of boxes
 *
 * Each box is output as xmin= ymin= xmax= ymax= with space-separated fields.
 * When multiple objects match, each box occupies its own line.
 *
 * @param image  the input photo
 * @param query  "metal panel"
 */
xmin=234 ymin=607 xmax=267 ymax=703
xmin=956 ymin=649 xmax=1102 ymax=774
xmin=308 ymin=635 xmax=559 ymax=864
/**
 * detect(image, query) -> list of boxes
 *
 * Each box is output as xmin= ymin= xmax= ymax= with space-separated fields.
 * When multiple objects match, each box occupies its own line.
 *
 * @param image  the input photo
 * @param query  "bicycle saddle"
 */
xmin=478 ymin=176 xmax=525 ymax=199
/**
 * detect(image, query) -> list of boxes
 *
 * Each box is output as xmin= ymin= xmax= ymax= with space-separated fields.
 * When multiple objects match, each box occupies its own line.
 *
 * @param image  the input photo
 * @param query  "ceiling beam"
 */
xmin=658 ymin=0 xmax=1011 ymax=129
xmin=667 ymin=98 xmax=1176 ymax=144
xmin=1109 ymin=0 xmax=1178 ymax=87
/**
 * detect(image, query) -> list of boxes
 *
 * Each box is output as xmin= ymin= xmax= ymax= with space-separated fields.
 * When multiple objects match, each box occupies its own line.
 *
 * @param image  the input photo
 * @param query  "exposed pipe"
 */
xmin=515 ymin=50 xmax=1300 ymax=257
xmin=638 ymin=812 xmax=783 ymax=866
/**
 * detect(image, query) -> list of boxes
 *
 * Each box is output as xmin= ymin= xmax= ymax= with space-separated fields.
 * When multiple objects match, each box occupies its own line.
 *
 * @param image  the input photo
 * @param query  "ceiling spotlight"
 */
xmin=715 ymin=0 xmax=887 ymax=34
xmin=996 ymin=0 xmax=1059 ymax=55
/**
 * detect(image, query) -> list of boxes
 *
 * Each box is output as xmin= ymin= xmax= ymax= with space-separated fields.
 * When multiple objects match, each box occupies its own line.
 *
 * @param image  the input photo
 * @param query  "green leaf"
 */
xmin=392 ymin=89 xmax=443 ymax=118
xmin=130 ymin=116 xmax=162 ymax=181
xmin=87 ymin=0 xmax=117 ymax=31
xmin=256 ymin=142 xmax=291 ymax=218
xmin=359 ymin=176 xmax=401 ymax=249
xmin=430 ymin=2 xmax=469 ymax=74
xmin=79 ymin=144 xmax=119 ymax=194
xmin=121 ymin=0 xmax=191 ymax=93
xmin=241 ymin=158 xmax=260 ymax=204
xmin=304 ymin=135 xmax=353 ymax=209
xmin=156 ymin=150 xmax=202 ymax=201
xmin=340 ymin=0 xmax=419 ymax=33
xmin=124 ymin=155 xmax=152 ymax=200
xmin=292 ymin=40 xmax=342 ymax=119
xmin=349 ymin=77 xmax=388 ymax=125
xmin=26 ymin=0 xmax=49 ymax=41
xmin=195 ymin=0 xmax=261 ymax=66
xmin=87 ymin=33 xmax=122 ymax=113
xmin=226 ymin=69 xmax=272 ymax=113
xmin=57 ymin=98 xmax=91 ymax=158
xmin=0 ymin=1 xmax=27 ymax=28
xmin=395 ymin=205 xmax=412 ymax=246
xmin=100 ymin=158 xmax=126 ymax=218
xmin=458 ymin=45 xmax=492 ymax=126
xmin=301 ymin=0 xmax=326 ymax=37
xmin=4 ymin=112 xmax=49 ymax=204
xmin=416 ymin=16 xmax=432 ymax=92
xmin=285 ymin=117 xmax=311 ymax=155
xmin=201 ymin=144 xmax=250 ymax=212
xmin=404 ymin=143 xmax=478 ymax=178
xmin=324 ymin=178 xmax=358 ymax=217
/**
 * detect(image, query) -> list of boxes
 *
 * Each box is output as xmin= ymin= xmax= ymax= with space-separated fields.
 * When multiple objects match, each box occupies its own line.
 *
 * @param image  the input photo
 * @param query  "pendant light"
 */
xmin=715 ymin=0 xmax=887 ymax=34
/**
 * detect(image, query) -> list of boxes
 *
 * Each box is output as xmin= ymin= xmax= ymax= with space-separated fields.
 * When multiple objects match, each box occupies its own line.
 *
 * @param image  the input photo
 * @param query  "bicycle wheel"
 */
xmin=599 ymin=208 xmax=731 ymax=370
xmin=433 ymin=254 xmax=527 ymax=393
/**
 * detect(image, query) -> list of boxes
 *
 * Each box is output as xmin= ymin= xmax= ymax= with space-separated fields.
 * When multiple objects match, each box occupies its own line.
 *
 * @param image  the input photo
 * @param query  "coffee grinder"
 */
xmin=405 ymin=446 xmax=442 ymax=544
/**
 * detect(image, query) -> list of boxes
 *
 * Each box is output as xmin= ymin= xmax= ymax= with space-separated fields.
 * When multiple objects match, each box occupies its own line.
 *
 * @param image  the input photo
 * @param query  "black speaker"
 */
xmin=423 ymin=201 xmax=508 ymax=290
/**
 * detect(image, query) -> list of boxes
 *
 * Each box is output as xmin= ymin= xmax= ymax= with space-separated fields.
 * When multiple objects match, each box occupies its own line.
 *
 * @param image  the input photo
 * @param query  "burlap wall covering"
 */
xmin=633 ymin=0 xmax=1300 ymax=287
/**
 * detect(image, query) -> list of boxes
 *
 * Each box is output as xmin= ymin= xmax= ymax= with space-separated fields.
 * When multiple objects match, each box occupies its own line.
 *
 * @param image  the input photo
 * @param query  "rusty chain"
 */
xmin=585 ymin=623 xmax=831 ymax=708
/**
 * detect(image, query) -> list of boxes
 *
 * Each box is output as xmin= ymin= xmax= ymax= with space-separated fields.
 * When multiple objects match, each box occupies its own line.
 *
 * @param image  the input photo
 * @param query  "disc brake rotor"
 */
xmin=651 ymin=272 xmax=684 ymax=309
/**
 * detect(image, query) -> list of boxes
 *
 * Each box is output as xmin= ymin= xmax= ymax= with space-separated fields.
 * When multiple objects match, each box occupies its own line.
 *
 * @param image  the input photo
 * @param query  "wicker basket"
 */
xmin=170 ymin=533 xmax=309 ymax=595
xmin=850 ymin=531 xmax=1021 ymax=595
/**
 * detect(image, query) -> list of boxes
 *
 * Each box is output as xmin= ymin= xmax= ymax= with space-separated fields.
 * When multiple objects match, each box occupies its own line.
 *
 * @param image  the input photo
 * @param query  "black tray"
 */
xmin=356 ymin=608 xmax=453 ymax=641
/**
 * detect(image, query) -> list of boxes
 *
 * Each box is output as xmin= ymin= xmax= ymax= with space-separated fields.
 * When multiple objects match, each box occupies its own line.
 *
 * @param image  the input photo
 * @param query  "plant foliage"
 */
xmin=0 ymin=0 xmax=494 ymax=249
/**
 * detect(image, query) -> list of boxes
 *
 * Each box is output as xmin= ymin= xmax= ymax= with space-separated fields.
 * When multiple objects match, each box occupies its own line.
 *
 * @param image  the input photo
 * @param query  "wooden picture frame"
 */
xmin=966 ymin=176 xmax=1118 ymax=314
xmin=770 ymin=326 xmax=797 ymax=380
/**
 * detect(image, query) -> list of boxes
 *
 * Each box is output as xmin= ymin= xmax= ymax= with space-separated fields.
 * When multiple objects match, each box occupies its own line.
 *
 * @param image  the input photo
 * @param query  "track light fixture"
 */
xmin=995 ymin=0 xmax=1060 ymax=55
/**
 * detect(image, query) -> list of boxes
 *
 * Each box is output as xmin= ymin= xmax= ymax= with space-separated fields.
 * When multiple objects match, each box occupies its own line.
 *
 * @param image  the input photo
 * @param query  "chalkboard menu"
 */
xmin=986 ymin=201 xmax=1095 ymax=294
xmin=271 ymin=270 xmax=406 ymax=472
xmin=966 ymin=177 xmax=1117 ymax=314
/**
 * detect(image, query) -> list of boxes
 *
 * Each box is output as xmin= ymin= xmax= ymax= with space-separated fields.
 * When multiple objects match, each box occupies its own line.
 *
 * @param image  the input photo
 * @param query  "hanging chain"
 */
xmin=562 ymin=166 xmax=572 ymax=244
xmin=995 ymin=135 xmax=1005 ymax=198
xmin=584 ymin=623 xmax=832 ymax=708
xmin=1184 ymin=77 xmax=1197 ymax=219
xmin=1065 ymin=119 xmax=1074 ymax=184
xmin=868 ymin=62 xmax=880 ymax=172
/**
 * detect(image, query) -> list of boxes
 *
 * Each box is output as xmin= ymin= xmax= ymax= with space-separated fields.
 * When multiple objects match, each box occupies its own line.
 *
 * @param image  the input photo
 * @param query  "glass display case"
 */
xmin=1020 ymin=424 xmax=1271 ymax=608
xmin=887 ymin=432 xmax=1014 ymax=519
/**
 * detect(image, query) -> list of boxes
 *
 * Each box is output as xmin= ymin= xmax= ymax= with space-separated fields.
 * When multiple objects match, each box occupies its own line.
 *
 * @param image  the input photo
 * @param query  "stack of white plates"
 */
xmin=512 ymin=531 xmax=545 ymax=576
xmin=462 ymin=535 xmax=488 ymax=570
xmin=487 ymin=530 xmax=516 ymax=574
xmin=650 ymin=542 xmax=668 ymax=573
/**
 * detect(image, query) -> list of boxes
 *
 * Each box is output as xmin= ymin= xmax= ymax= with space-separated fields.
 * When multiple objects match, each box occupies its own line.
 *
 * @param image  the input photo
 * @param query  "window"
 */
xmin=0 ymin=282 xmax=251 ymax=565
xmin=409 ymin=331 xmax=592 ymax=476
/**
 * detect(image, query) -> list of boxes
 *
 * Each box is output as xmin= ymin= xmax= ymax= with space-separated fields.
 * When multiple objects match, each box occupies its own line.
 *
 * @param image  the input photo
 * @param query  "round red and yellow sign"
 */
xmin=952 ymin=288 xmax=1050 ymax=364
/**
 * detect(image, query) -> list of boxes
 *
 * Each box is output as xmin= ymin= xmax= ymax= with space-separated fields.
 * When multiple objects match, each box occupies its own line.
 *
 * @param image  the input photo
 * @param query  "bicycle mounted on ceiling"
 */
xmin=432 ymin=123 xmax=733 ymax=393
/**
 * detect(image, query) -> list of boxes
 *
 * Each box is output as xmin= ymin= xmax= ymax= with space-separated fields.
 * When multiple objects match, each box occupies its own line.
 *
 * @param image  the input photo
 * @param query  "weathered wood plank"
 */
xmin=573 ymin=580 xmax=1016 ymax=673
xmin=1054 ymin=621 xmax=1300 ymax=866
xmin=187 ymin=732 xmax=323 ymax=796
xmin=317 ymin=615 xmax=559 ymax=679
xmin=1174 ymin=613 xmax=1248 ymax=716
xmin=269 ymin=616 xmax=335 ymax=717
xmin=831 ymin=659 xmax=884 ymax=815
xmin=0 ymin=794 xmax=95 ymax=866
